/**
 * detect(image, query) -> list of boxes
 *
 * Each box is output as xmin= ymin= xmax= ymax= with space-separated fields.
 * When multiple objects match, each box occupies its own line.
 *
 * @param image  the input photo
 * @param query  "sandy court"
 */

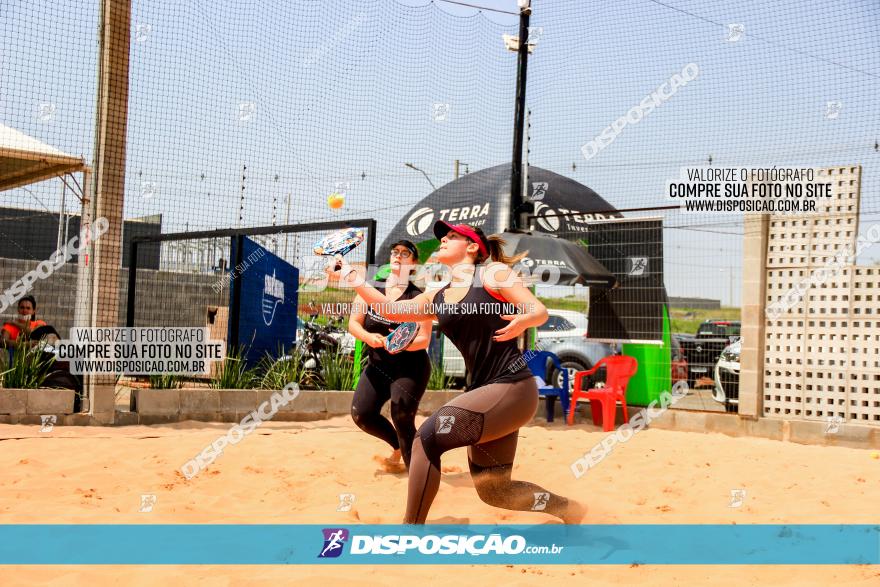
xmin=1 ymin=416 xmax=879 ymax=585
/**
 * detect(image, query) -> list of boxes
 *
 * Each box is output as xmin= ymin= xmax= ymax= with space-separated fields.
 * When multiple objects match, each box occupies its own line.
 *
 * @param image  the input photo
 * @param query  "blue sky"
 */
xmin=2 ymin=0 xmax=879 ymax=307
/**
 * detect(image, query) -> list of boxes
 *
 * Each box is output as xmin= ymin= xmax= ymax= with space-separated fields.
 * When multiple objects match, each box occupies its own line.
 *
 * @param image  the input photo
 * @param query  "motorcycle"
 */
xmin=269 ymin=317 xmax=356 ymax=388
xmin=298 ymin=319 xmax=342 ymax=372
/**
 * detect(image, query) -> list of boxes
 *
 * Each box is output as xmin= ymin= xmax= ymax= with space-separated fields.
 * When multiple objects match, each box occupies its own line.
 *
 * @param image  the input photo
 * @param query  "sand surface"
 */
xmin=1 ymin=416 xmax=878 ymax=585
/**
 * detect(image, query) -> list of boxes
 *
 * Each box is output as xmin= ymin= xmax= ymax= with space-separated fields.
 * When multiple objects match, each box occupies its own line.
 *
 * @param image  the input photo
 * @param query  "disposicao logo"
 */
xmin=318 ymin=528 xmax=349 ymax=558
xmin=317 ymin=528 xmax=538 ymax=557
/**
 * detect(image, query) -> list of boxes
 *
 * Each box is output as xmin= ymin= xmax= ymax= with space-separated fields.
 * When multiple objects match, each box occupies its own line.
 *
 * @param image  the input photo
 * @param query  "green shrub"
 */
xmin=427 ymin=360 xmax=451 ymax=390
xmin=1 ymin=346 xmax=55 ymax=389
xmin=210 ymin=346 xmax=259 ymax=389
xmin=149 ymin=373 xmax=181 ymax=389
xmin=321 ymin=348 xmax=363 ymax=391
xmin=258 ymin=351 xmax=306 ymax=389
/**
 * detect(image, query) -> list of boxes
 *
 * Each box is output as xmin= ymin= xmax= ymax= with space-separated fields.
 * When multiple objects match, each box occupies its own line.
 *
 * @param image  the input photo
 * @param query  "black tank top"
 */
xmin=362 ymin=281 xmax=425 ymax=364
xmin=435 ymin=269 xmax=532 ymax=391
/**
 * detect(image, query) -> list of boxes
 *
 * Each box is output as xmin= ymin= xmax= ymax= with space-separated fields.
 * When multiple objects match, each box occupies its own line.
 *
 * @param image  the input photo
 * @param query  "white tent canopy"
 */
xmin=0 ymin=122 xmax=93 ymax=344
xmin=0 ymin=123 xmax=87 ymax=192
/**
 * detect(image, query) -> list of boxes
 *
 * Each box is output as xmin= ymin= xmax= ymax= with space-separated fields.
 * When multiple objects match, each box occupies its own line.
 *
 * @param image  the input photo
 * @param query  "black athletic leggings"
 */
xmin=404 ymin=376 xmax=570 ymax=523
xmin=351 ymin=351 xmax=431 ymax=469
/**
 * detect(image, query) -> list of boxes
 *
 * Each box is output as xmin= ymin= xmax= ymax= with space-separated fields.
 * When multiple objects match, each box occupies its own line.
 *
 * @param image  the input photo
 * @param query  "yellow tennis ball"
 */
xmin=327 ymin=192 xmax=345 ymax=209
xmin=871 ymin=451 xmax=880 ymax=460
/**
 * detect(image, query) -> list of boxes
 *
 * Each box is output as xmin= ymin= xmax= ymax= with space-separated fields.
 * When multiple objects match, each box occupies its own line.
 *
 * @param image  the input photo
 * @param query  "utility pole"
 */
xmin=523 ymin=108 xmax=530 ymax=219
xmin=508 ymin=0 xmax=532 ymax=231
xmin=56 ymin=181 xmax=67 ymax=251
xmin=284 ymin=192 xmax=291 ymax=259
xmin=720 ymin=267 xmax=735 ymax=307
xmin=730 ymin=267 xmax=735 ymax=308
xmin=272 ymin=191 xmax=277 ymax=255
xmin=454 ymin=159 xmax=469 ymax=181
xmin=238 ymin=164 xmax=246 ymax=228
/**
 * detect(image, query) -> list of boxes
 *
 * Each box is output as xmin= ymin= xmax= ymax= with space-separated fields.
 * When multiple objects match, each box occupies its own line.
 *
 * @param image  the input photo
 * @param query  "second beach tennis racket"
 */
xmin=385 ymin=321 xmax=419 ymax=354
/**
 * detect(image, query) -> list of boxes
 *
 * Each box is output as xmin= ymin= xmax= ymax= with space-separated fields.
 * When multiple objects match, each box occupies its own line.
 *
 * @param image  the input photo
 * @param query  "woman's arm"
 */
xmin=405 ymin=319 xmax=434 ymax=352
xmin=483 ymin=263 xmax=548 ymax=342
xmin=367 ymin=290 xmax=437 ymax=323
xmin=327 ymin=257 xmax=438 ymax=322
xmin=1 ymin=327 xmax=20 ymax=349
xmin=347 ymin=294 xmax=385 ymax=348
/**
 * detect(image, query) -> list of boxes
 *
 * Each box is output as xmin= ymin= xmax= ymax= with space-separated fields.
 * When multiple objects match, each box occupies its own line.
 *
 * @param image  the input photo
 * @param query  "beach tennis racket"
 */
xmin=385 ymin=322 xmax=419 ymax=354
xmin=314 ymin=227 xmax=365 ymax=270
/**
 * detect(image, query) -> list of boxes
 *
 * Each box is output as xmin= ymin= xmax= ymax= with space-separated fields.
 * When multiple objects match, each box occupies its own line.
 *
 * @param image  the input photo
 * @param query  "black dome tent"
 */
xmin=378 ymin=164 xmax=666 ymax=353
xmin=380 ymin=164 xmax=622 ymax=250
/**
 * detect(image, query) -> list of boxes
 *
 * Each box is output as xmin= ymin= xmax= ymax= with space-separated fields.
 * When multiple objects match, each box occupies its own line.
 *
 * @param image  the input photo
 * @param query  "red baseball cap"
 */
xmin=433 ymin=221 xmax=488 ymax=257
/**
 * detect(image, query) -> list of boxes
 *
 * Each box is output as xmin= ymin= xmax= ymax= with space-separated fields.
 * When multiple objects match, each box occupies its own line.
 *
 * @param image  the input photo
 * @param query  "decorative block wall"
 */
xmin=763 ymin=165 xmax=880 ymax=425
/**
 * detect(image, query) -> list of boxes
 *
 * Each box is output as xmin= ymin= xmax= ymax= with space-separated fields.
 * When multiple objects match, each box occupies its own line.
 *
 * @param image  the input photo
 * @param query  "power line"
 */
xmin=16 ymin=185 xmax=54 ymax=215
xmin=435 ymin=0 xmax=518 ymax=16
xmin=643 ymin=0 xmax=880 ymax=80
xmin=192 ymin=0 xmax=326 ymax=192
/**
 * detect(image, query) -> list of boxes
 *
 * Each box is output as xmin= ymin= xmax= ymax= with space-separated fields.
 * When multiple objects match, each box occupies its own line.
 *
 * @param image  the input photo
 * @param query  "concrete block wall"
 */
xmin=128 ymin=388 xmax=464 ymax=425
xmin=0 ymin=258 xmax=227 ymax=336
xmin=0 ymin=260 xmax=81 ymax=332
xmin=0 ymin=389 xmax=75 ymax=416
xmin=122 ymin=267 xmax=228 ymax=328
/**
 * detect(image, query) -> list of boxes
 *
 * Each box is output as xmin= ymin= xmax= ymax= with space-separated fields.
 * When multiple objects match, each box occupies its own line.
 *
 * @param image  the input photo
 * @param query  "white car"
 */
xmin=535 ymin=309 xmax=588 ymax=342
xmin=441 ymin=309 xmax=589 ymax=378
xmin=713 ymin=338 xmax=741 ymax=411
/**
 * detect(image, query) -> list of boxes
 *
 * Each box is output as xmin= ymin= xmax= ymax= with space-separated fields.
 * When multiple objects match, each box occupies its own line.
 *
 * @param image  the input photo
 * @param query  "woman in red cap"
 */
xmin=328 ymin=221 xmax=585 ymax=524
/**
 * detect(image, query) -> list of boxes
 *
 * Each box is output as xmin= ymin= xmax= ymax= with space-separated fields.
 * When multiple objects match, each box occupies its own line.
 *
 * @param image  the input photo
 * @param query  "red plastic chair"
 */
xmin=567 ymin=356 xmax=638 ymax=430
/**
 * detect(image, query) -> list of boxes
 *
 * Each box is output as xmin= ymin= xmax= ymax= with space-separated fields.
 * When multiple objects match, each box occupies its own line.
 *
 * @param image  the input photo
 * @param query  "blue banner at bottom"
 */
xmin=0 ymin=525 xmax=877 ymax=565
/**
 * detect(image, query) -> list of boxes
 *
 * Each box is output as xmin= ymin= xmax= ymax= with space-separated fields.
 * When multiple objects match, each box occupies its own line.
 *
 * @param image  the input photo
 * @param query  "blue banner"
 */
xmin=0 ymin=525 xmax=877 ymax=565
xmin=229 ymin=237 xmax=299 ymax=367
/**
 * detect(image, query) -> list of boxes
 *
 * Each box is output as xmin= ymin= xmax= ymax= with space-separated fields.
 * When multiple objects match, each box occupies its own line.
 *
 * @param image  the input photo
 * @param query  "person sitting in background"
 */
xmin=1 ymin=296 xmax=47 ymax=350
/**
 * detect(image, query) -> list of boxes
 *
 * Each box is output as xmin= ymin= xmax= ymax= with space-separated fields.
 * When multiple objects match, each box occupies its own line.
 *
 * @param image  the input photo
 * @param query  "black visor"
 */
xmin=390 ymin=239 xmax=418 ymax=260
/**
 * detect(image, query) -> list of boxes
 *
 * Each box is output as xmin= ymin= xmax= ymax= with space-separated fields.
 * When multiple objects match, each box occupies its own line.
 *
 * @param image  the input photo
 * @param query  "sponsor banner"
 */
xmin=0 ymin=525 xmax=877 ymax=564
xmin=403 ymin=202 xmax=620 ymax=238
xmin=583 ymin=218 xmax=665 ymax=343
xmin=379 ymin=164 xmax=625 ymax=254
xmin=229 ymin=237 xmax=299 ymax=366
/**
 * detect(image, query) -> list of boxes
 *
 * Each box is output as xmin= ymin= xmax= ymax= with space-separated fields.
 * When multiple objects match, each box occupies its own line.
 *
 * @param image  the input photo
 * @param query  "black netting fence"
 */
xmin=2 ymin=0 xmax=878 ymax=408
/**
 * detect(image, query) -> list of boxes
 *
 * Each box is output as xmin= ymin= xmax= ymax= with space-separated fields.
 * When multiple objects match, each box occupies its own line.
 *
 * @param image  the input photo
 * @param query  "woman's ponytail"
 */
xmin=459 ymin=226 xmax=528 ymax=267
xmin=483 ymin=234 xmax=527 ymax=266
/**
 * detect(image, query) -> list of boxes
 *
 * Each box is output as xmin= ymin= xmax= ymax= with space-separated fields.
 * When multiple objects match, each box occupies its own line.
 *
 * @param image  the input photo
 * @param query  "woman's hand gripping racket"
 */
xmin=384 ymin=322 xmax=419 ymax=354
